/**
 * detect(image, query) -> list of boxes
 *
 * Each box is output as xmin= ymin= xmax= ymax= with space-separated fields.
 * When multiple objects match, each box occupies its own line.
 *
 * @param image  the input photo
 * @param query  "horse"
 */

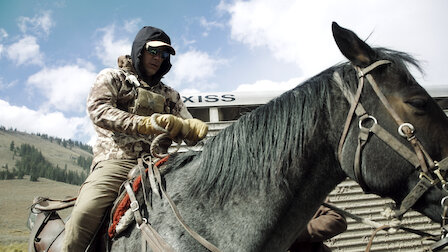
xmin=110 ymin=22 xmax=448 ymax=251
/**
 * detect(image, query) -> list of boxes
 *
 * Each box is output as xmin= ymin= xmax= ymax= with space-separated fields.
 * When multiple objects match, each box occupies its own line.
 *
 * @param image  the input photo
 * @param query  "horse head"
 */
xmin=332 ymin=22 xmax=448 ymax=223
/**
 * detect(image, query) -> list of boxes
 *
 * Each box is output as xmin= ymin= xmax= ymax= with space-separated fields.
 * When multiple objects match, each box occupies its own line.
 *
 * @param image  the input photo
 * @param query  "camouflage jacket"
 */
xmin=87 ymin=55 xmax=192 ymax=170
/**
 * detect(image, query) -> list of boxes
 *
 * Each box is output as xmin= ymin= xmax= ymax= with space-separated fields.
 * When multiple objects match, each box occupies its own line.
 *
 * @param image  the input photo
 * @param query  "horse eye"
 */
xmin=406 ymin=98 xmax=427 ymax=110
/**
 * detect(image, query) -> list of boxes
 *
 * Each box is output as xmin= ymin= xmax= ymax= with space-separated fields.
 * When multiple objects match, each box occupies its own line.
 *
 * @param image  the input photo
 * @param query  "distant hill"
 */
xmin=0 ymin=126 xmax=93 ymax=184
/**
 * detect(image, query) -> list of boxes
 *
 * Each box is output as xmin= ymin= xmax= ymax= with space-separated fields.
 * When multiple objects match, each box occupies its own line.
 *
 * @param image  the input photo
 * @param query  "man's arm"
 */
xmin=87 ymin=69 xmax=145 ymax=135
xmin=295 ymin=204 xmax=347 ymax=243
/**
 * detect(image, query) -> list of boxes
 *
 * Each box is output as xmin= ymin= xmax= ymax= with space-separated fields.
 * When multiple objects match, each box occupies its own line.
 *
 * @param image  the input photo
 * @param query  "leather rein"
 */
xmin=123 ymin=137 xmax=221 ymax=252
xmin=333 ymin=60 xmax=448 ymax=232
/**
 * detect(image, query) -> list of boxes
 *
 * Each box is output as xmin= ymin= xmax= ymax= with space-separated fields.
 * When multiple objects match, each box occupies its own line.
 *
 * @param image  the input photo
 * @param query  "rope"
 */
xmin=150 ymin=133 xmax=181 ymax=158
xmin=365 ymin=225 xmax=390 ymax=252
xmin=148 ymin=113 xmax=182 ymax=158
xmin=322 ymin=202 xmax=439 ymax=249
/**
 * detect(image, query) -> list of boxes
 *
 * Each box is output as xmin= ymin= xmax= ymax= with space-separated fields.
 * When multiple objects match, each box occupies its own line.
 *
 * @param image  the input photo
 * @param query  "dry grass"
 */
xmin=0 ymin=177 xmax=79 ymax=249
xmin=0 ymin=242 xmax=27 ymax=252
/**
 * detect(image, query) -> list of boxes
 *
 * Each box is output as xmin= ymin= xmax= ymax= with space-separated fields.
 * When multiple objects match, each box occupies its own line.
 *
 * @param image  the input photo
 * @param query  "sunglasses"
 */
xmin=145 ymin=47 xmax=170 ymax=59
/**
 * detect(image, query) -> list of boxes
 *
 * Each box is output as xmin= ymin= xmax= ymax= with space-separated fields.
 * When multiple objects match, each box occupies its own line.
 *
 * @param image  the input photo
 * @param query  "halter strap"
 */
xmin=334 ymin=68 xmax=419 ymax=191
xmin=336 ymin=69 xmax=367 ymax=163
xmin=333 ymin=59 xmax=445 ymax=217
xmin=356 ymin=60 xmax=392 ymax=78
xmin=336 ymin=60 xmax=392 ymax=163
xmin=365 ymin=73 xmax=434 ymax=175
xmin=334 ymin=60 xmax=391 ymax=164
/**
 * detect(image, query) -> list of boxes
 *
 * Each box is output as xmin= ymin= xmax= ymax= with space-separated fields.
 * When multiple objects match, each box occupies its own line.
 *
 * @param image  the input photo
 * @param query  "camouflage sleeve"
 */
xmin=87 ymin=69 xmax=143 ymax=134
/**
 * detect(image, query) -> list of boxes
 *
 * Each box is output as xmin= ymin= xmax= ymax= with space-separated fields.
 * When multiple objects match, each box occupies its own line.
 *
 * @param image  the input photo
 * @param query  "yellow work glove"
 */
xmin=181 ymin=118 xmax=208 ymax=142
xmin=137 ymin=114 xmax=184 ymax=139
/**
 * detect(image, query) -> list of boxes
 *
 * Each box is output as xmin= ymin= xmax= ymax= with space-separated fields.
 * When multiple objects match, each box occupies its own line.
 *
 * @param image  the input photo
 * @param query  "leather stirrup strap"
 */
xmin=28 ymin=211 xmax=49 ymax=252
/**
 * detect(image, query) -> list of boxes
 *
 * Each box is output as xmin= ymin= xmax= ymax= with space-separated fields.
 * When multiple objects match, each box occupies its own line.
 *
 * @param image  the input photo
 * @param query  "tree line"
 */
xmin=0 ymin=125 xmax=93 ymax=154
xmin=0 ymin=142 xmax=88 ymax=185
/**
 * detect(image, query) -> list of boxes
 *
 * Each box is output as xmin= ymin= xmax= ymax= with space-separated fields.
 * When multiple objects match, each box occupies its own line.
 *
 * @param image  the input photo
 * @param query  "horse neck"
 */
xmin=172 ymin=152 xmax=344 ymax=251
xmin=161 ymin=72 xmax=349 ymax=250
xmin=257 ymin=71 xmax=357 ymax=248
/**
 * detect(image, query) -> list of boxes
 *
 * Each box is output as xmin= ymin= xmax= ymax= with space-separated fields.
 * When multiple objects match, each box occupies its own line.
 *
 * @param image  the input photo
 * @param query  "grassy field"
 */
xmin=0 ymin=177 xmax=80 ymax=251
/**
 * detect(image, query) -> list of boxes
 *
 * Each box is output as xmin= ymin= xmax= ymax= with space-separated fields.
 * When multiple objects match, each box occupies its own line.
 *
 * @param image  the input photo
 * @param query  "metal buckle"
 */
xmin=435 ymin=169 xmax=447 ymax=185
xmin=137 ymin=218 xmax=147 ymax=229
xmin=419 ymin=172 xmax=437 ymax=185
xmin=442 ymin=197 xmax=448 ymax=207
xmin=358 ymin=115 xmax=377 ymax=131
xmin=130 ymin=201 xmax=139 ymax=212
xmin=433 ymin=161 xmax=448 ymax=191
xmin=398 ymin=123 xmax=415 ymax=137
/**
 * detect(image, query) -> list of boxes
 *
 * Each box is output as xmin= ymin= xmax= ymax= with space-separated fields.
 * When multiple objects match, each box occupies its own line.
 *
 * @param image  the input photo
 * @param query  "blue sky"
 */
xmin=1 ymin=0 xmax=447 ymax=145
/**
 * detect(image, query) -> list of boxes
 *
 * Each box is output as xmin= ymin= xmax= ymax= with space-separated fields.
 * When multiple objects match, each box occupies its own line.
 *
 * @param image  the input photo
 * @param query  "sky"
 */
xmin=0 ymin=0 xmax=447 ymax=145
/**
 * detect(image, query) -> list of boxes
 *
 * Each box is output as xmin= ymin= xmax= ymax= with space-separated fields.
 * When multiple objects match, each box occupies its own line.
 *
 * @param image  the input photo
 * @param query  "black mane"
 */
xmin=168 ymin=48 xmax=421 ymax=204
xmin=188 ymin=72 xmax=334 ymax=203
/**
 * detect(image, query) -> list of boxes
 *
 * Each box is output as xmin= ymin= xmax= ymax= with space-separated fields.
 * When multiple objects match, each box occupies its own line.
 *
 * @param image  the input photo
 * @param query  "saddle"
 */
xmin=27 ymin=156 xmax=169 ymax=252
xmin=28 ymin=196 xmax=109 ymax=252
xmin=28 ymin=197 xmax=73 ymax=252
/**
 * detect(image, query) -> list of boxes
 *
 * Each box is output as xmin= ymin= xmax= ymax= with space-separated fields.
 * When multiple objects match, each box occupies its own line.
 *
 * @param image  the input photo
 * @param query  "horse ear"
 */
xmin=332 ymin=22 xmax=377 ymax=67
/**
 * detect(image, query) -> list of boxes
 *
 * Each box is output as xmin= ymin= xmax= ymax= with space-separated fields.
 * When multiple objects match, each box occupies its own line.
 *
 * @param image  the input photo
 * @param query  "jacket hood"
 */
xmin=131 ymin=26 xmax=173 ymax=85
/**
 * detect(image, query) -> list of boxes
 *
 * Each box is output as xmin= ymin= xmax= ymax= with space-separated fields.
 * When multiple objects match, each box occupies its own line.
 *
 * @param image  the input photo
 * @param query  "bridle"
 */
xmin=332 ymin=59 xmax=448 ymax=225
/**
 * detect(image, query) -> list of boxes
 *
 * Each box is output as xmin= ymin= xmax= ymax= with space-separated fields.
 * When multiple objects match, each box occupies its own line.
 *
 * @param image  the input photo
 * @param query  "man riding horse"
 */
xmin=62 ymin=26 xmax=208 ymax=251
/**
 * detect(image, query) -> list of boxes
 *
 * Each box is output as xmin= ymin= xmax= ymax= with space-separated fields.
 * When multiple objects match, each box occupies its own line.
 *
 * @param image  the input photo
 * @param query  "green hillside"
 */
xmin=0 ymin=127 xmax=93 ymax=182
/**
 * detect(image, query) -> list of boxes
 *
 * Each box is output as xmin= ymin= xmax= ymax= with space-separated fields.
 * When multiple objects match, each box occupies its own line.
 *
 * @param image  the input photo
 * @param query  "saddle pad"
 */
xmin=108 ymin=156 xmax=169 ymax=238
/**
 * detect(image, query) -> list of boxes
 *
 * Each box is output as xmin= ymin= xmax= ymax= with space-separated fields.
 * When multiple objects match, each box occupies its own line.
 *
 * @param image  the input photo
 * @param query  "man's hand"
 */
xmin=138 ymin=114 xmax=208 ymax=142
xmin=137 ymin=114 xmax=184 ymax=138
xmin=181 ymin=118 xmax=208 ymax=142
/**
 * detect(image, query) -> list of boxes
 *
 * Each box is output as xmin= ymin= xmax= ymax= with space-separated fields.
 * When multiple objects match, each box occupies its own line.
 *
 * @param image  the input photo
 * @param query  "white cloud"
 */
xmin=27 ymin=64 xmax=97 ymax=113
xmin=199 ymin=17 xmax=224 ymax=30
xmin=199 ymin=17 xmax=225 ymax=37
xmin=0 ymin=28 xmax=8 ymax=41
xmin=95 ymin=25 xmax=132 ymax=67
xmin=7 ymin=36 xmax=44 ymax=66
xmin=179 ymin=87 xmax=202 ymax=95
xmin=234 ymin=77 xmax=305 ymax=92
xmin=0 ymin=77 xmax=18 ymax=90
xmin=75 ymin=58 xmax=97 ymax=72
xmin=166 ymin=49 xmax=226 ymax=88
xmin=181 ymin=36 xmax=196 ymax=47
xmin=0 ymin=99 xmax=94 ymax=143
xmin=220 ymin=0 xmax=448 ymax=86
xmin=18 ymin=11 xmax=54 ymax=37
xmin=221 ymin=1 xmax=356 ymax=76
xmin=123 ymin=18 xmax=142 ymax=33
